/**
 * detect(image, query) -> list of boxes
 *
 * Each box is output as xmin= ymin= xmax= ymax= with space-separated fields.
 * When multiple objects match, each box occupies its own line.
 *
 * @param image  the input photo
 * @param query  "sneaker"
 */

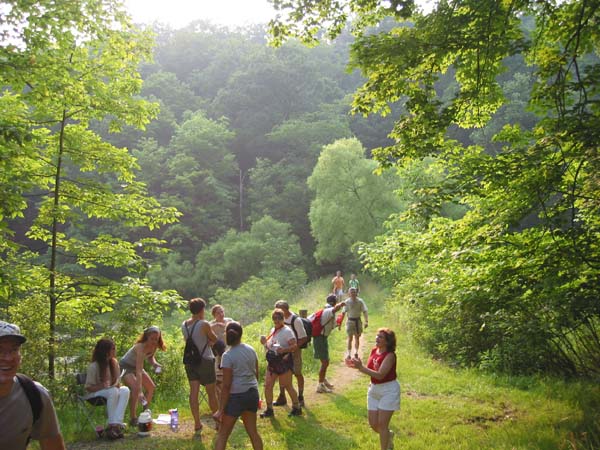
xmin=316 ymin=383 xmax=332 ymax=393
xmin=260 ymin=408 xmax=274 ymax=418
xmin=288 ymin=406 xmax=302 ymax=417
xmin=272 ymin=395 xmax=287 ymax=407
xmin=298 ymin=395 xmax=305 ymax=407
xmin=323 ymin=379 xmax=334 ymax=389
xmin=388 ymin=430 xmax=394 ymax=450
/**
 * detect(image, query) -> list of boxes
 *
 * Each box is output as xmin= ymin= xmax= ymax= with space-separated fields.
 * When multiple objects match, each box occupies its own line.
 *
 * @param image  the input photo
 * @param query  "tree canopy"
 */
xmin=271 ymin=0 xmax=600 ymax=376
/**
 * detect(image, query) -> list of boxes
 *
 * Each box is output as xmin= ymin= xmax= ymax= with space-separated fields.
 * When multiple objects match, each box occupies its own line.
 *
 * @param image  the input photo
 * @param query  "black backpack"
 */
xmin=291 ymin=315 xmax=312 ymax=349
xmin=183 ymin=321 xmax=204 ymax=364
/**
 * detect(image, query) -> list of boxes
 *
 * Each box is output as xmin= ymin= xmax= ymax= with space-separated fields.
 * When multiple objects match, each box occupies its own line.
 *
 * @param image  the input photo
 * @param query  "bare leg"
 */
xmin=205 ymin=382 xmax=219 ymax=414
xmin=188 ymin=380 xmax=202 ymax=430
xmin=241 ymin=411 xmax=263 ymax=450
xmin=318 ymin=359 xmax=329 ymax=383
xmin=279 ymin=370 xmax=299 ymax=406
xmin=369 ymin=409 xmax=394 ymax=450
xmin=264 ymin=370 xmax=275 ymax=407
xmin=214 ymin=414 xmax=237 ymax=450
xmin=354 ymin=334 xmax=361 ymax=355
xmin=141 ymin=370 xmax=155 ymax=406
xmin=122 ymin=373 xmax=139 ymax=420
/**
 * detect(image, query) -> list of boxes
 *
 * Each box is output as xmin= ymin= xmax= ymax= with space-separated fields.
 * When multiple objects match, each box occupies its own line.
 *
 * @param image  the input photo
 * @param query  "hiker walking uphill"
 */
xmin=331 ymin=270 xmax=345 ymax=302
xmin=339 ymin=286 xmax=369 ymax=360
xmin=0 ymin=321 xmax=65 ymax=450
xmin=273 ymin=300 xmax=307 ymax=408
xmin=311 ymin=294 xmax=346 ymax=393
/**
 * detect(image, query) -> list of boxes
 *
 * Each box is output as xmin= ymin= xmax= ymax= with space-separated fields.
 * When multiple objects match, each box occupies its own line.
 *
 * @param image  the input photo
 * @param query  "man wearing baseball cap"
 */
xmin=0 ymin=320 xmax=65 ymax=449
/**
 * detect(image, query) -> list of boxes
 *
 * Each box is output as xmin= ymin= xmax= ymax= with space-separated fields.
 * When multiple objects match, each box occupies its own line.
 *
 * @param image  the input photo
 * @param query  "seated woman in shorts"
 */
xmin=214 ymin=322 xmax=263 ymax=450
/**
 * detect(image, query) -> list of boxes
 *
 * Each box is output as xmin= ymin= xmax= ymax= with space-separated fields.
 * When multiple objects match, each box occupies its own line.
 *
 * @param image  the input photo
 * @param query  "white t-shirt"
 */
xmin=285 ymin=313 xmax=307 ymax=341
xmin=0 ymin=378 xmax=62 ymax=450
xmin=308 ymin=307 xmax=337 ymax=337
xmin=267 ymin=325 xmax=296 ymax=351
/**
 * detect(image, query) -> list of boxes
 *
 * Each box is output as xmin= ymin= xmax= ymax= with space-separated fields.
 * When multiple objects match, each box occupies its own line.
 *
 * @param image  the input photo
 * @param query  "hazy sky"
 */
xmin=124 ymin=0 xmax=277 ymax=28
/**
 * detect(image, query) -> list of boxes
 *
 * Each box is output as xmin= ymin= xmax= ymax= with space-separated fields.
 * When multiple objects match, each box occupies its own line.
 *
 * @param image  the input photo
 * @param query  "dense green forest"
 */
xmin=1 ymin=0 xmax=599 ymax=391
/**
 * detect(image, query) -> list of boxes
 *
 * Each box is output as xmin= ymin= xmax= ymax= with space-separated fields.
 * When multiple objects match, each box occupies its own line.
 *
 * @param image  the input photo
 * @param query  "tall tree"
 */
xmin=0 ymin=0 xmax=180 ymax=378
xmin=307 ymin=138 xmax=401 ymax=265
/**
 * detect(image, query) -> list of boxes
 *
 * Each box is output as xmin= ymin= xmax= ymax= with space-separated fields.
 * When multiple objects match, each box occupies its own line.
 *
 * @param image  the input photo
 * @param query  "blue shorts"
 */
xmin=224 ymin=387 xmax=259 ymax=417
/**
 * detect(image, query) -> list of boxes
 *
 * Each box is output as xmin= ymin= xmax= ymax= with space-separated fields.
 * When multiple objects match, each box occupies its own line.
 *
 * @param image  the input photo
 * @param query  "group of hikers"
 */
xmin=0 ymin=271 xmax=400 ymax=450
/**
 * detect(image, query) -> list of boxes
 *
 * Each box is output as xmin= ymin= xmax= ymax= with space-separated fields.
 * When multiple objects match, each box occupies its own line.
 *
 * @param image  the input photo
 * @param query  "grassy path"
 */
xmin=61 ymin=278 xmax=599 ymax=449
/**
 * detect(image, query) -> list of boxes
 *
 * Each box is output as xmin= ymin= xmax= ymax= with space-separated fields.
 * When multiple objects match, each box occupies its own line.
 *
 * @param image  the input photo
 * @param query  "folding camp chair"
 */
xmin=73 ymin=372 xmax=107 ymax=435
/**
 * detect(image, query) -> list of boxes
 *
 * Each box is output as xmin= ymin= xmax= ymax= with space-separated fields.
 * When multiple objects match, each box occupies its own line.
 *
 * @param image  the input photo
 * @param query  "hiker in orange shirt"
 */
xmin=331 ymin=270 xmax=345 ymax=302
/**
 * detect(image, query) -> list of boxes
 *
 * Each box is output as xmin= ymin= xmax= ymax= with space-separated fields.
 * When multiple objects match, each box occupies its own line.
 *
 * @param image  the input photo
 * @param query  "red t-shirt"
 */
xmin=366 ymin=347 xmax=397 ymax=384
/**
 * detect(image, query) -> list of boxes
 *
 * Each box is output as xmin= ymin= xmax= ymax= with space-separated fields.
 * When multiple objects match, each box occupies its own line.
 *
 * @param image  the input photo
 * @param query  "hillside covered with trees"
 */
xmin=1 ymin=0 xmax=599 ymax=395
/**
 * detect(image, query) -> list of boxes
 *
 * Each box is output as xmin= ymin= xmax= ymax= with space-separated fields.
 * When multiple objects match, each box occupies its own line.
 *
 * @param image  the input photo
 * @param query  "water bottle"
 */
xmin=170 ymin=408 xmax=179 ymax=432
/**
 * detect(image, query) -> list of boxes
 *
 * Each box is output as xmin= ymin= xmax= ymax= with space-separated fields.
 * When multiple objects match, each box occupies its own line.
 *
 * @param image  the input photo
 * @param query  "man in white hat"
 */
xmin=0 ymin=320 xmax=65 ymax=449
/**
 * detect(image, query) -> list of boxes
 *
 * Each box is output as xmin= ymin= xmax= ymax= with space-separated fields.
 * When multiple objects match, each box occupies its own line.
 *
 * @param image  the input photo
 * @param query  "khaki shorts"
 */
xmin=291 ymin=349 xmax=303 ymax=376
xmin=346 ymin=318 xmax=363 ymax=336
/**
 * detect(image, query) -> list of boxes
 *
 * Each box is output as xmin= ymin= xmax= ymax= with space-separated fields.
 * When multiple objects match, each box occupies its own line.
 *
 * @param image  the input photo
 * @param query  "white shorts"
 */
xmin=367 ymin=380 xmax=401 ymax=411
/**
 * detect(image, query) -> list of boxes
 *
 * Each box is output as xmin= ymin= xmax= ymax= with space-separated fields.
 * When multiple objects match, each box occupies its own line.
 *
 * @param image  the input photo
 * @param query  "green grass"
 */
xmin=55 ymin=277 xmax=599 ymax=449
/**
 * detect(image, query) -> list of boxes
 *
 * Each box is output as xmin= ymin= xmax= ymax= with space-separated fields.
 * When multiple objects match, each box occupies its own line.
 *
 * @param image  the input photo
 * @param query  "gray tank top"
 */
xmin=181 ymin=319 xmax=214 ymax=360
xmin=119 ymin=344 xmax=153 ymax=369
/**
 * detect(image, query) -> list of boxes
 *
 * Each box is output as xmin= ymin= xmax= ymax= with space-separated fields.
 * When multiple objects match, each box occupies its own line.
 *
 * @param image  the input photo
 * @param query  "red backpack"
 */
xmin=311 ymin=309 xmax=334 ymax=337
xmin=311 ymin=309 xmax=325 ymax=337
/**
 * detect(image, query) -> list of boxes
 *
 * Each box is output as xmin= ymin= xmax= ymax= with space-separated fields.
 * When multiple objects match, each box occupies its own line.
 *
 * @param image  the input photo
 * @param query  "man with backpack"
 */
xmin=273 ymin=300 xmax=307 ymax=408
xmin=0 ymin=320 xmax=65 ymax=450
xmin=310 ymin=294 xmax=346 ymax=393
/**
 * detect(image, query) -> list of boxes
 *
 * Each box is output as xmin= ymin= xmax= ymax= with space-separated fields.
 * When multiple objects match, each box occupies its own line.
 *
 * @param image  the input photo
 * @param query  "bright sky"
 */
xmin=124 ymin=0 xmax=277 ymax=28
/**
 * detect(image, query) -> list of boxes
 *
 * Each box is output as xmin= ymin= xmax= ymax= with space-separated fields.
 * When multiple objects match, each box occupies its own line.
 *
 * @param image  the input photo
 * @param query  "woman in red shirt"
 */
xmin=349 ymin=328 xmax=400 ymax=450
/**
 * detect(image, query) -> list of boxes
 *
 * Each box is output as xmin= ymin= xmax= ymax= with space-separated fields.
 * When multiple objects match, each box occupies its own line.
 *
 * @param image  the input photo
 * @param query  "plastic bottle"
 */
xmin=170 ymin=408 xmax=179 ymax=432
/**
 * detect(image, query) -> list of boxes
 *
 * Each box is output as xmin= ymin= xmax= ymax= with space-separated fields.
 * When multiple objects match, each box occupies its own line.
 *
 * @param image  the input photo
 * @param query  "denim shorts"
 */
xmin=224 ymin=387 xmax=259 ymax=417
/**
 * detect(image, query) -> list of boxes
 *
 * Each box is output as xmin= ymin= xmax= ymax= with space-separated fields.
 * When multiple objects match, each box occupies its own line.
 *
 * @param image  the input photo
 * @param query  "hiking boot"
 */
xmin=323 ymin=379 xmax=334 ymax=389
xmin=272 ymin=394 xmax=287 ymax=407
xmin=260 ymin=408 xmax=274 ymax=418
xmin=288 ymin=406 xmax=302 ymax=417
xmin=298 ymin=395 xmax=305 ymax=407
xmin=316 ymin=383 xmax=332 ymax=393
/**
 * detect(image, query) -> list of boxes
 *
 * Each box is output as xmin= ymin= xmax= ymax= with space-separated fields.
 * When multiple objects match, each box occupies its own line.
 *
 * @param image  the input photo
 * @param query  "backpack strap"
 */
xmin=16 ymin=374 xmax=43 ymax=424
xmin=185 ymin=320 xmax=209 ymax=357
xmin=290 ymin=314 xmax=299 ymax=339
